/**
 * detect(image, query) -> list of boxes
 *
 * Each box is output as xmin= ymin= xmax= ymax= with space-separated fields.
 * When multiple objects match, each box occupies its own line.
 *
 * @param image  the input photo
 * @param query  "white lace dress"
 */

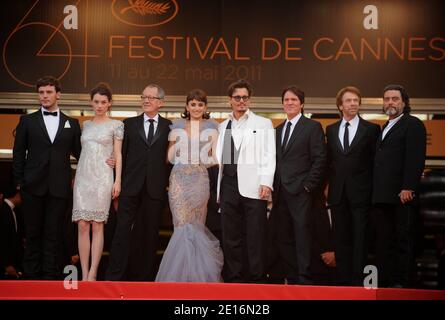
xmin=155 ymin=119 xmax=224 ymax=282
xmin=72 ymin=119 xmax=124 ymax=222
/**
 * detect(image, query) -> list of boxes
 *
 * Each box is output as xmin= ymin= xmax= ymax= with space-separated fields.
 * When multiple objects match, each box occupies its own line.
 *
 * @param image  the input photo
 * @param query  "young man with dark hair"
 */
xmin=13 ymin=76 xmax=82 ymax=279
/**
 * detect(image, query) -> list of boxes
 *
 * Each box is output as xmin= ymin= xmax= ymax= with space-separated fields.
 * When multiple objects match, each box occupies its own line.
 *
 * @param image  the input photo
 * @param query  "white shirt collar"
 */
xmin=286 ymin=113 xmax=302 ymax=126
xmin=388 ymin=113 xmax=404 ymax=124
xmin=41 ymin=107 xmax=60 ymax=114
xmin=144 ymin=113 xmax=159 ymax=122
xmin=228 ymin=109 xmax=250 ymax=122
xmin=341 ymin=115 xmax=359 ymax=127
xmin=382 ymin=113 xmax=404 ymax=140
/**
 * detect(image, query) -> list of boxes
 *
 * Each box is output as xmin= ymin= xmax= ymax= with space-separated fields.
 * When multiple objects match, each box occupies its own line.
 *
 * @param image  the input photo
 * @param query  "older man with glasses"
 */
xmin=106 ymin=84 xmax=172 ymax=281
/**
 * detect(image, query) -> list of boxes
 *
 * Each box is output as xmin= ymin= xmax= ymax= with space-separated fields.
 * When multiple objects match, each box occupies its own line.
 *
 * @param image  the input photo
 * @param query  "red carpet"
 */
xmin=0 ymin=281 xmax=444 ymax=300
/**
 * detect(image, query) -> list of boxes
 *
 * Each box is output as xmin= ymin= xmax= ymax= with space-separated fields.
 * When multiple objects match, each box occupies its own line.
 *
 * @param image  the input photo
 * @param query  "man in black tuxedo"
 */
xmin=12 ymin=76 xmax=82 ymax=279
xmin=272 ymin=86 xmax=326 ymax=284
xmin=372 ymin=84 xmax=426 ymax=288
xmin=326 ymin=86 xmax=380 ymax=286
xmin=106 ymin=84 xmax=171 ymax=281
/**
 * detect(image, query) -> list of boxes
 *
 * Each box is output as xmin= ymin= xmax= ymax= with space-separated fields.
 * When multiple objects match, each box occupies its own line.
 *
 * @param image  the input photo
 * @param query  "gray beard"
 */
xmin=385 ymin=107 xmax=398 ymax=116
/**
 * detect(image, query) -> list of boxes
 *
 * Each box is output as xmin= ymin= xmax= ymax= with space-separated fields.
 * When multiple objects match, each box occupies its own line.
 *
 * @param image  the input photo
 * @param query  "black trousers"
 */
xmin=373 ymin=203 xmax=416 ymax=288
xmin=22 ymin=191 xmax=67 ymax=280
xmin=331 ymin=192 xmax=370 ymax=286
xmin=273 ymin=186 xmax=313 ymax=284
xmin=106 ymin=186 xmax=164 ymax=281
xmin=220 ymin=175 xmax=267 ymax=283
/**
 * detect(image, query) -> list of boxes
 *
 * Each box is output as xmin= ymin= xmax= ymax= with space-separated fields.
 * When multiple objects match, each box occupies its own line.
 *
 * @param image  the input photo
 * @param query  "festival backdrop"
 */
xmin=1 ymin=0 xmax=444 ymax=97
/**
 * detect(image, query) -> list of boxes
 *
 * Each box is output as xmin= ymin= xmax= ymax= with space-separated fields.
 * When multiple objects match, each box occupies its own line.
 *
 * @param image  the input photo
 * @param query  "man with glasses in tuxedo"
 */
xmin=216 ymin=79 xmax=276 ymax=283
xmin=106 ymin=84 xmax=171 ymax=281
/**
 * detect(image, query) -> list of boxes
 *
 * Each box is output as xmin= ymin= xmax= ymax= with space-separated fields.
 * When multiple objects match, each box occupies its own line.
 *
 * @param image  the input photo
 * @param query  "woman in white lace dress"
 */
xmin=72 ymin=83 xmax=123 ymax=281
xmin=155 ymin=89 xmax=223 ymax=282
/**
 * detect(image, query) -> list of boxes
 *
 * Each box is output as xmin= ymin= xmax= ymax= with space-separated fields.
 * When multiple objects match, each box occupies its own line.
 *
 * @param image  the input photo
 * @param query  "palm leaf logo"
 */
xmin=120 ymin=0 xmax=171 ymax=16
xmin=111 ymin=0 xmax=179 ymax=27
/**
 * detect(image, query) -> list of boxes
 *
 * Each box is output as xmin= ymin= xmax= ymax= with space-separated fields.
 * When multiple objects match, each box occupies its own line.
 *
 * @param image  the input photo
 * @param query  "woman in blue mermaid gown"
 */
xmin=155 ymin=89 xmax=223 ymax=282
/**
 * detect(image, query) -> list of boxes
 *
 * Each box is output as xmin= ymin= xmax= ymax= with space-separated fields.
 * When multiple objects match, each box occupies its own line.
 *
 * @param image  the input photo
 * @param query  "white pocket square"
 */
xmin=64 ymin=120 xmax=71 ymax=128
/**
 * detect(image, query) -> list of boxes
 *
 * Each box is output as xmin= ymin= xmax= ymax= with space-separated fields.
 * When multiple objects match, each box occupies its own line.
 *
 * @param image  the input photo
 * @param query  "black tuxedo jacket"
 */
xmin=12 ymin=110 xmax=81 ymax=198
xmin=372 ymin=114 xmax=426 ymax=204
xmin=120 ymin=114 xmax=171 ymax=199
xmin=273 ymin=115 xmax=326 ymax=196
xmin=326 ymin=117 xmax=380 ymax=206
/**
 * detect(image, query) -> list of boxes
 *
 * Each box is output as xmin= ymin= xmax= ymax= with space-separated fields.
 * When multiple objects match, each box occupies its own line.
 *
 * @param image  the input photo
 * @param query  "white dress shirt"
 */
xmin=338 ymin=115 xmax=359 ymax=148
xmin=227 ymin=109 xmax=250 ymax=150
xmin=281 ymin=113 xmax=302 ymax=145
xmin=382 ymin=113 xmax=404 ymax=140
xmin=41 ymin=107 xmax=60 ymax=143
xmin=143 ymin=113 xmax=159 ymax=138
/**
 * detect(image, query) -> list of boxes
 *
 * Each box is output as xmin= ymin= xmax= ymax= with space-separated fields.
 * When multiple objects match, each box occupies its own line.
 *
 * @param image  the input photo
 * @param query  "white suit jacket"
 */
xmin=216 ymin=110 xmax=276 ymax=201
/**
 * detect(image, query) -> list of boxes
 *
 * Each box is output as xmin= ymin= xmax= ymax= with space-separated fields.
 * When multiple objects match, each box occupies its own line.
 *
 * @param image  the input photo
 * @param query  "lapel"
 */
xmin=282 ymin=115 xmax=306 ymax=157
xmin=36 ymin=109 xmax=52 ymax=143
xmin=151 ymin=115 xmax=167 ymax=146
xmin=381 ymin=114 xmax=407 ymax=144
xmin=346 ymin=117 xmax=366 ymax=154
xmin=376 ymin=121 xmax=388 ymax=148
xmin=332 ymin=120 xmax=343 ymax=154
xmin=53 ymin=112 xmax=67 ymax=144
xmin=237 ymin=111 xmax=254 ymax=152
xmin=137 ymin=114 xmax=149 ymax=146
xmin=219 ymin=119 xmax=228 ymax=139
xmin=216 ymin=119 xmax=230 ymax=163
xmin=275 ymin=121 xmax=284 ymax=157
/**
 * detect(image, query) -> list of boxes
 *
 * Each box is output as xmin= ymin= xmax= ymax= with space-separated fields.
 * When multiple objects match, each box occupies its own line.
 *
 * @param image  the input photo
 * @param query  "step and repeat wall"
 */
xmin=1 ymin=1 xmax=444 ymax=157
xmin=1 ymin=0 xmax=444 ymax=96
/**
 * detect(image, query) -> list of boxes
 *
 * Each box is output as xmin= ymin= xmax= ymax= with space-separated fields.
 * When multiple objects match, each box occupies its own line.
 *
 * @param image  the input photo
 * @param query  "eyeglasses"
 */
xmin=231 ymin=95 xmax=250 ymax=102
xmin=141 ymin=95 xmax=161 ymax=101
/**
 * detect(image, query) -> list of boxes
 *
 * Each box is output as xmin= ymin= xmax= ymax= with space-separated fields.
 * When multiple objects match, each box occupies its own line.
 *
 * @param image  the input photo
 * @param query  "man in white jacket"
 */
xmin=216 ymin=79 xmax=276 ymax=283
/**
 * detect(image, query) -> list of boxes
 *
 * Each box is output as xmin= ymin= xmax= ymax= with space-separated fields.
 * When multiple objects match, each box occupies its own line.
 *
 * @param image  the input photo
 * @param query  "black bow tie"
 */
xmin=43 ymin=111 xmax=58 ymax=116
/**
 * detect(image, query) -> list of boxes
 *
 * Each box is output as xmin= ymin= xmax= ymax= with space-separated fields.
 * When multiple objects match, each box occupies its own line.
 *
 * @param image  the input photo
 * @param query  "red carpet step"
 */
xmin=1 ymin=281 xmax=444 ymax=300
